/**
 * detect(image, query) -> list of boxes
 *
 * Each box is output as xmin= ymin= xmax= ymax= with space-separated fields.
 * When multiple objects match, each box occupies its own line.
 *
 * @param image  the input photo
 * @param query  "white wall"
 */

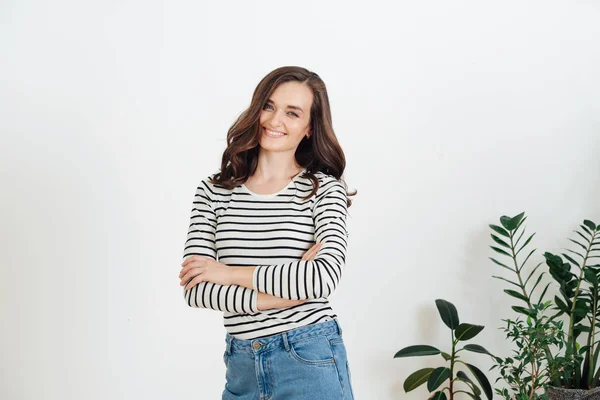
xmin=1 ymin=1 xmax=599 ymax=399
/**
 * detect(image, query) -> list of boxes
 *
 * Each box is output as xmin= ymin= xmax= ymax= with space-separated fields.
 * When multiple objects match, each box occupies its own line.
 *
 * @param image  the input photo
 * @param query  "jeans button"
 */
xmin=253 ymin=342 xmax=262 ymax=350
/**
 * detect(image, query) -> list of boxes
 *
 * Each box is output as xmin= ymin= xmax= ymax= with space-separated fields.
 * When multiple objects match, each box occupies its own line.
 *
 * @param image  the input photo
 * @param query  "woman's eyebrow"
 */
xmin=266 ymin=98 xmax=304 ymax=113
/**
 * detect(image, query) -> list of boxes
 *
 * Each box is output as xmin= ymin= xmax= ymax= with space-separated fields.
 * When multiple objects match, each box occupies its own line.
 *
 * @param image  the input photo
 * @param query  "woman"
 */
xmin=178 ymin=66 xmax=357 ymax=399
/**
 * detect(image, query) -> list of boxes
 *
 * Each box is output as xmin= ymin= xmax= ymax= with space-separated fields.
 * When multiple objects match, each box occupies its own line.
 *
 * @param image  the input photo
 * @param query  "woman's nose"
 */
xmin=267 ymin=111 xmax=284 ymax=126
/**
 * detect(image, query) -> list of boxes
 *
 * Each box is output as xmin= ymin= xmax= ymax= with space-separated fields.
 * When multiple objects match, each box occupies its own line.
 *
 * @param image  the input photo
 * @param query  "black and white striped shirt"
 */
xmin=182 ymin=167 xmax=349 ymax=339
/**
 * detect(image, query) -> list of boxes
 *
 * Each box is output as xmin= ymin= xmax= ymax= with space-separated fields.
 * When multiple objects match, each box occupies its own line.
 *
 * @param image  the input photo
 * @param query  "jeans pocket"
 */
xmin=288 ymin=335 xmax=335 ymax=365
xmin=329 ymin=336 xmax=353 ymax=398
xmin=223 ymin=350 xmax=229 ymax=367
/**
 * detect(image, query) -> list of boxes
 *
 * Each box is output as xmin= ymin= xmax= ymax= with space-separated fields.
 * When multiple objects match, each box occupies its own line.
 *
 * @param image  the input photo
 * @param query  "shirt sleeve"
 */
xmin=182 ymin=178 xmax=259 ymax=313
xmin=252 ymin=180 xmax=349 ymax=300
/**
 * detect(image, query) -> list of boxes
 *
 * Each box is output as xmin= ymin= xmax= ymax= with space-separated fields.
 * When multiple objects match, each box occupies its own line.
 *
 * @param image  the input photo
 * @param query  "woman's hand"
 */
xmin=179 ymin=256 xmax=232 ymax=289
xmin=301 ymin=241 xmax=322 ymax=261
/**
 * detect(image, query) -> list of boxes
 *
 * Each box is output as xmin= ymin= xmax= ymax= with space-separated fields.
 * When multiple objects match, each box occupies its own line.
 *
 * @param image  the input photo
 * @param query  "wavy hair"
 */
xmin=209 ymin=66 xmax=357 ymax=207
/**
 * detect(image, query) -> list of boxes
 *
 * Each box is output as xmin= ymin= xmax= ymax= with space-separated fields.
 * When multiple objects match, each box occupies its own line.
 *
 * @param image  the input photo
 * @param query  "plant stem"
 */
xmin=566 ymin=239 xmax=592 ymax=349
xmin=510 ymin=230 xmax=540 ymax=393
xmin=509 ymin=227 xmax=560 ymax=387
xmin=509 ymin=232 xmax=529 ymax=304
xmin=587 ymin=288 xmax=598 ymax=388
xmin=528 ymin=344 xmax=541 ymax=400
xmin=450 ymin=330 xmax=456 ymax=400
xmin=585 ymin=229 xmax=600 ymax=388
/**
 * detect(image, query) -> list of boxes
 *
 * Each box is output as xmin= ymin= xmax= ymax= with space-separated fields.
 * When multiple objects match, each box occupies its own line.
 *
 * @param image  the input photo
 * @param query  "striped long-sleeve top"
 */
xmin=182 ymin=167 xmax=350 ymax=340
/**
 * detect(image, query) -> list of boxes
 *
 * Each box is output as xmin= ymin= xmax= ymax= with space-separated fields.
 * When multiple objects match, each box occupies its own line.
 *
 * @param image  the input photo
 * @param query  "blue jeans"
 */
xmin=222 ymin=318 xmax=355 ymax=399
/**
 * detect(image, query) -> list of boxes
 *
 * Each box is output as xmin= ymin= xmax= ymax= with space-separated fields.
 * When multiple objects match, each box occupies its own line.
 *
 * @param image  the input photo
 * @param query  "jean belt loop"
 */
xmin=226 ymin=334 xmax=233 ymax=355
xmin=282 ymin=331 xmax=290 ymax=352
xmin=334 ymin=318 xmax=343 ymax=337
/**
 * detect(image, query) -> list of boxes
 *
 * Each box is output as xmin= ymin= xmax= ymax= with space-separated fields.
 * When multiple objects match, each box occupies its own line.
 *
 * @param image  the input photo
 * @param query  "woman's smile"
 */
xmin=263 ymin=127 xmax=287 ymax=138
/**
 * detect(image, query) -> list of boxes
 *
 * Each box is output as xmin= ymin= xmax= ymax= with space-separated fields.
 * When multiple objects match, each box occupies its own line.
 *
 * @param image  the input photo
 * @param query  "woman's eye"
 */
xmin=262 ymin=104 xmax=297 ymax=117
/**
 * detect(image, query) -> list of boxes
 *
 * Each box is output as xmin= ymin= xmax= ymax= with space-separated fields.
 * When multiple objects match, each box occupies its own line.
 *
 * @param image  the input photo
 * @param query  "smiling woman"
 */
xmin=181 ymin=66 xmax=357 ymax=399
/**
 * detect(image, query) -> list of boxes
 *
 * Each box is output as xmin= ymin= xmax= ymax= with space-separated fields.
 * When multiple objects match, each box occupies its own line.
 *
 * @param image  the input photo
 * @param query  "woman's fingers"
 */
xmin=184 ymin=275 xmax=203 ymax=290
xmin=301 ymin=245 xmax=315 ymax=260
xmin=182 ymin=270 xmax=208 ymax=290
xmin=310 ymin=242 xmax=322 ymax=259
xmin=180 ymin=267 xmax=204 ymax=286
xmin=301 ymin=242 xmax=322 ymax=261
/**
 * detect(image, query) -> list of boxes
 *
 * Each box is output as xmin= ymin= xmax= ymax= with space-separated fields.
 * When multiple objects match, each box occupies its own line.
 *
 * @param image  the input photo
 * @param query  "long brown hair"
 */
xmin=209 ymin=66 xmax=357 ymax=207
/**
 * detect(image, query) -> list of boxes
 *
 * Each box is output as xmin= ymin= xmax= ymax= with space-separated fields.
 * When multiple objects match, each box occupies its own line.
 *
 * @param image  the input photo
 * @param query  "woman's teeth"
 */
xmin=265 ymin=128 xmax=286 ymax=137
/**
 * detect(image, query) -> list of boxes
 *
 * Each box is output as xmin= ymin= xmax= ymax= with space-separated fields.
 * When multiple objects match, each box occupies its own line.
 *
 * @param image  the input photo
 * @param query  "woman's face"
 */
xmin=258 ymin=81 xmax=313 ymax=154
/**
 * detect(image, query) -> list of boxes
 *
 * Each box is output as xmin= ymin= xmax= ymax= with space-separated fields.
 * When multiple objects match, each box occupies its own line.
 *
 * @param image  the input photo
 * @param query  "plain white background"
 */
xmin=2 ymin=0 xmax=599 ymax=399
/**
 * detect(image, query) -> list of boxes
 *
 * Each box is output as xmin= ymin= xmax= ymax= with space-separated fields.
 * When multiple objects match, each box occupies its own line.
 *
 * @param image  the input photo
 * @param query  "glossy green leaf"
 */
xmin=583 ymin=220 xmax=597 ymax=231
xmin=435 ymin=299 xmax=459 ymax=330
xmin=520 ymin=248 xmax=537 ymax=272
xmin=430 ymin=391 xmax=447 ymax=400
xmin=516 ymin=233 xmax=536 ymax=256
xmin=489 ymin=257 xmax=513 ymax=272
xmin=427 ymin=367 xmax=451 ymax=392
xmin=575 ymin=230 xmax=591 ymax=244
xmin=457 ymin=371 xmax=482 ymax=395
xmin=491 ymin=234 xmax=510 ymax=249
xmin=529 ymin=273 xmax=545 ymax=297
xmin=511 ymin=306 xmax=537 ymax=318
xmin=564 ymin=248 xmax=585 ymax=260
xmin=584 ymin=269 xmax=598 ymax=285
xmin=455 ymin=323 xmax=484 ymax=341
xmin=394 ymin=345 xmax=441 ymax=358
xmin=514 ymin=215 xmax=527 ymax=232
xmin=554 ymin=296 xmax=569 ymax=314
xmin=499 ymin=216 xmax=512 ymax=230
xmin=503 ymin=289 xmax=528 ymax=302
xmin=465 ymin=363 xmax=493 ymax=400
xmin=492 ymin=275 xmax=520 ymax=288
xmin=574 ymin=305 xmax=588 ymax=317
xmin=514 ymin=227 xmax=525 ymax=248
xmin=523 ymin=261 xmax=542 ymax=287
xmin=581 ymin=224 xmax=593 ymax=236
xmin=463 ymin=344 xmax=493 ymax=356
xmin=491 ymin=246 xmax=511 ymax=257
xmin=579 ymin=345 xmax=591 ymax=355
xmin=489 ymin=224 xmax=509 ymax=238
xmin=592 ymin=344 xmax=600 ymax=383
xmin=500 ymin=212 xmax=524 ymax=231
xmin=403 ymin=367 xmax=434 ymax=392
xmin=568 ymin=238 xmax=587 ymax=252
xmin=536 ymin=282 xmax=551 ymax=305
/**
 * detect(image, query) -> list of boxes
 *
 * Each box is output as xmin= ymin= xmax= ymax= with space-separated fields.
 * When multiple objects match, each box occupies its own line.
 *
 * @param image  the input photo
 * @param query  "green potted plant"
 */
xmin=489 ymin=213 xmax=600 ymax=399
xmin=492 ymin=300 xmax=571 ymax=399
xmin=394 ymin=299 xmax=494 ymax=399
xmin=542 ymin=219 xmax=600 ymax=399
xmin=489 ymin=212 xmax=575 ymax=399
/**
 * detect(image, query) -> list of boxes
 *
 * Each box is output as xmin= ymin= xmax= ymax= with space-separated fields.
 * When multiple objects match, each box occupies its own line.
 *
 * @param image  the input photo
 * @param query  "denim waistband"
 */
xmin=225 ymin=318 xmax=343 ymax=355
